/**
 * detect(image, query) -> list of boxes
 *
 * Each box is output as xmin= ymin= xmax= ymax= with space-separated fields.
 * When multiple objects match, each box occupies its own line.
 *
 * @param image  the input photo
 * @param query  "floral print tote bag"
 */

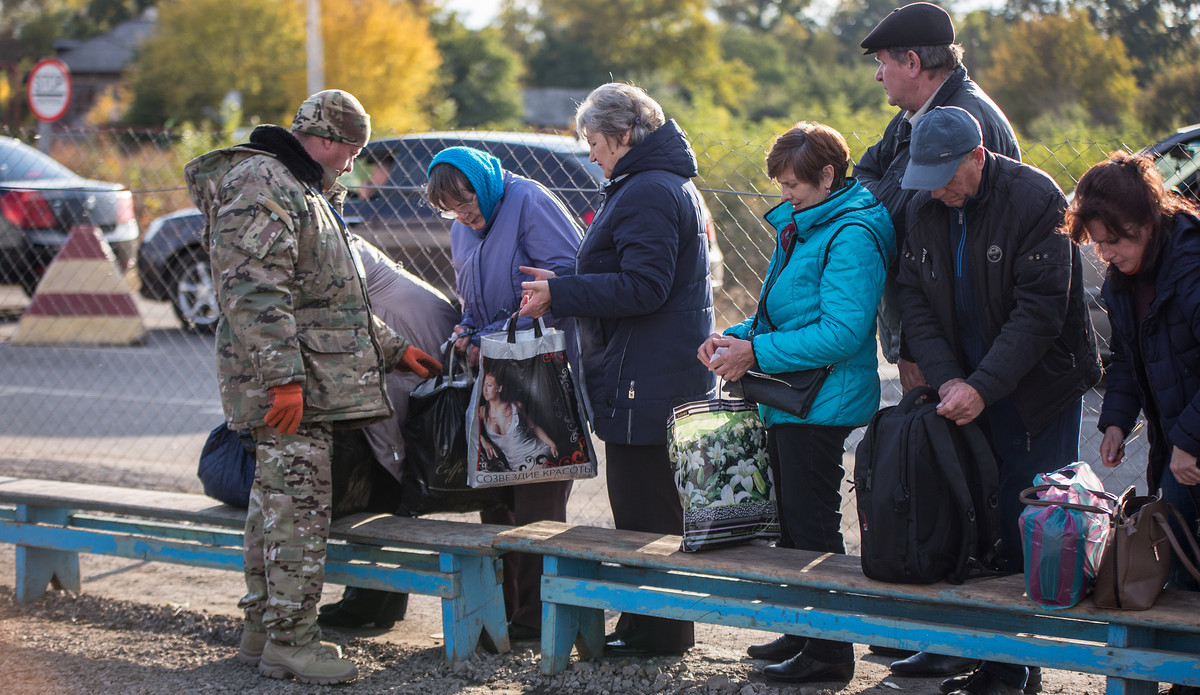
xmin=669 ymin=397 xmax=778 ymax=551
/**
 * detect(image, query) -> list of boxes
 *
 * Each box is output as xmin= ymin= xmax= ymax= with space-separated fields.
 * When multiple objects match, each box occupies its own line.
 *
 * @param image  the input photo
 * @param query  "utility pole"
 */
xmin=306 ymin=0 xmax=324 ymax=95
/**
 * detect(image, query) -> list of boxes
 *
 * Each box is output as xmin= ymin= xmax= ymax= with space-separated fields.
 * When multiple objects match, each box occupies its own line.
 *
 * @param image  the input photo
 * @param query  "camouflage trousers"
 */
xmin=239 ymin=420 xmax=334 ymax=646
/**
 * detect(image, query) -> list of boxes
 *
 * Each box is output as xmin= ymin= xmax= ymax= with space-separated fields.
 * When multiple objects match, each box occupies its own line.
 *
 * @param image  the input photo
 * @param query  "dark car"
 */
xmin=139 ymin=131 xmax=724 ymax=331
xmin=0 ymin=136 xmax=139 ymax=294
xmin=1082 ymin=123 xmax=1200 ymax=362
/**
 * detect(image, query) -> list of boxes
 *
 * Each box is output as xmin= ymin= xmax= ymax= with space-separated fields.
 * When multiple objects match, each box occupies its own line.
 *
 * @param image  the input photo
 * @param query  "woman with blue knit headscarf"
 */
xmin=424 ymin=145 xmax=583 ymax=643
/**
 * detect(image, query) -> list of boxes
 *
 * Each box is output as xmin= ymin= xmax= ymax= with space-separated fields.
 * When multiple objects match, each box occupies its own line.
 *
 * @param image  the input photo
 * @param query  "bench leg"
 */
xmin=540 ymin=556 xmax=603 ymax=675
xmin=1105 ymin=624 xmax=1158 ymax=695
xmin=14 ymin=505 xmax=80 ymax=603
xmin=440 ymin=553 xmax=509 ymax=662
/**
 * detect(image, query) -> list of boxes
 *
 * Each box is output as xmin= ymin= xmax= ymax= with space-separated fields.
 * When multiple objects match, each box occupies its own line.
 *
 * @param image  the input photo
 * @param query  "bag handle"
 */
xmin=1019 ymin=484 xmax=1117 ymax=514
xmin=505 ymin=314 xmax=545 ymax=343
xmin=1154 ymin=502 xmax=1200 ymax=585
xmin=431 ymin=336 xmax=459 ymax=388
xmin=895 ymin=384 xmax=938 ymax=414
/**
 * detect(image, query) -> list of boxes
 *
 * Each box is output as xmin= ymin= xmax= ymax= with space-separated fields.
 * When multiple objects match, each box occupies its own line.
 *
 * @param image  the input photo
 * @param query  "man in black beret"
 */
xmin=854 ymin=2 xmax=1020 ymax=402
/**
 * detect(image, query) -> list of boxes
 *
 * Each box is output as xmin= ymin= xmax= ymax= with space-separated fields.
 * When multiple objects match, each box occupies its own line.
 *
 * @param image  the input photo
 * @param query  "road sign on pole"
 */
xmin=27 ymin=58 xmax=72 ymax=123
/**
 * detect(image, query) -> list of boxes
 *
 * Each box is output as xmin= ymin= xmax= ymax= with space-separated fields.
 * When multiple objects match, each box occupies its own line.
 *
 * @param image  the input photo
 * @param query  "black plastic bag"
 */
xmin=330 ymin=427 xmax=378 ymax=518
xmin=401 ymin=341 xmax=510 ymax=515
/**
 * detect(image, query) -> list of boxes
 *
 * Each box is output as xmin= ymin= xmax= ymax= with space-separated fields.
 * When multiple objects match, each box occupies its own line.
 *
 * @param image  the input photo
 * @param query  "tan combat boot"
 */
xmin=258 ymin=639 xmax=358 ymax=685
xmin=236 ymin=629 xmax=267 ymax=666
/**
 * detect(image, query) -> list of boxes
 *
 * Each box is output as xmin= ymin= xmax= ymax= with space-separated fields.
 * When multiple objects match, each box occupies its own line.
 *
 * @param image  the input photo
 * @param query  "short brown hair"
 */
xmin=425 ymin=163 xmax=474 ymax=212
xmin=766 ymin=122 xmax=851 ymax=190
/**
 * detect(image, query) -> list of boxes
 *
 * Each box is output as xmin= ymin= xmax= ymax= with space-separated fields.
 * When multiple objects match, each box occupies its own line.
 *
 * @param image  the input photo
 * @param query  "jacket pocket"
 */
xmin=297 ymin=326 xmax=373 ymax=411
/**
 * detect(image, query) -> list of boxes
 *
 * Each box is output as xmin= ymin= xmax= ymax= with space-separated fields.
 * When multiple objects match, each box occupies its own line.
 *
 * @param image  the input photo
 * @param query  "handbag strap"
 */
xmin=1154 ymin=502 xmax=1200 ymax=585
xmin=1019 ymin=484 xmax=1117 ymax=514
xmin=505 ymin=314 xmax=544 ymax=343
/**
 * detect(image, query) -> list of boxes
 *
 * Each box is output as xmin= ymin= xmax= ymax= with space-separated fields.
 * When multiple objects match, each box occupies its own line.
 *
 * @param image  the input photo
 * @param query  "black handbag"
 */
xmin=727 ymin=365 xmax=834 ymax=418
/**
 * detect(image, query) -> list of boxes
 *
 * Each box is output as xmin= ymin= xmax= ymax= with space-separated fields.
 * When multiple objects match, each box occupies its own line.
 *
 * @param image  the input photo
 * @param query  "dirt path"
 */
xmin=0 ymin=543 xmax=1116 ymax=694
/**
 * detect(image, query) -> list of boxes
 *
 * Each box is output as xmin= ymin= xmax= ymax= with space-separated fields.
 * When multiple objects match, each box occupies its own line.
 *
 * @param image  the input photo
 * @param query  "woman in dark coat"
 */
xmin=1066 ymin=153 xmax=1200 ymax=695
xmin=520 ymin=82 xmax=716 ymax=656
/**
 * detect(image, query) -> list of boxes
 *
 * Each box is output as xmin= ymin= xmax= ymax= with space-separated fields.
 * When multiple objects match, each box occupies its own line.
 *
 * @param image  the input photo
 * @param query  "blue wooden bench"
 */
xmin=494 ymin=520 xmax=1200 ymax=693
xmin=0 ymin=476 xmax=510 ymax=662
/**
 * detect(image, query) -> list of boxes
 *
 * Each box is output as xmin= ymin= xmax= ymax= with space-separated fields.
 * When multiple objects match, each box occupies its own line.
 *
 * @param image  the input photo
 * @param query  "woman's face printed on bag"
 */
xmin=482 ymin=373 xmax=499 ymax=401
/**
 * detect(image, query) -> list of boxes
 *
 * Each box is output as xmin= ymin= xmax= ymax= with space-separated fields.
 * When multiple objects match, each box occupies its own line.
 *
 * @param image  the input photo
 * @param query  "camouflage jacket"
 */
xmin=184 ymin=129 xmax=409 ymax=430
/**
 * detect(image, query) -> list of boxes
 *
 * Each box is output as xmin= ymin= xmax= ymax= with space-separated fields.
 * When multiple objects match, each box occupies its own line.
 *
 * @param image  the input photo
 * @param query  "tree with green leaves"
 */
xmin=429 ymin=17 xmax=524 ymax=128
xmin=984 ymin=11 xmax=1138 ymax=134
xmin=1002 ymin=0 xmax=1197 ymax=85
xmin=1140 ymin=51 xmax=1200 ymax=134
xmin=711 ymin=0 xmax=815 ymax=33
xmin=508 ymin=0 xmax=752 ymax=111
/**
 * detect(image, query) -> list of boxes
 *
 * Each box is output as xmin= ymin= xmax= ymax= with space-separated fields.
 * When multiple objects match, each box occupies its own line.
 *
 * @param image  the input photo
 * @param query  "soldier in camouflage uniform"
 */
xmin=184 ymin=90 xmax=441 ymax=685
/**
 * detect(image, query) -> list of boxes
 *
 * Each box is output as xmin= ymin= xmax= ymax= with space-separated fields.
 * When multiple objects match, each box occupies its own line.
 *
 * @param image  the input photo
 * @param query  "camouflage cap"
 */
xmin=290 ymin=90 xmax=371 ymax=148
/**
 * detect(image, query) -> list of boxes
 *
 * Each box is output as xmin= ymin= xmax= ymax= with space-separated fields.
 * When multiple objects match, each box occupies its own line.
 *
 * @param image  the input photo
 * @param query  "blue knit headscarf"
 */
xmin=427 ymin=146 xmax=506 ymax=224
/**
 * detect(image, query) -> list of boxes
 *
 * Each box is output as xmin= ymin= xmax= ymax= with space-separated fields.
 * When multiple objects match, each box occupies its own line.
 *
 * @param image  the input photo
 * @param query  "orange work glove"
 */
xmin=264 ymin=382 xmax=304 ymax=434
xmin=397 ymin=345 xmax=442 ymax=379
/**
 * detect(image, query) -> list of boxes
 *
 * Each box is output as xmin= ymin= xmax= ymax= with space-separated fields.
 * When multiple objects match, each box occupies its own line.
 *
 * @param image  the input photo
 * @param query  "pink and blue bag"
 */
xmin=1018 ymin=462 xmax=1116 ymax=608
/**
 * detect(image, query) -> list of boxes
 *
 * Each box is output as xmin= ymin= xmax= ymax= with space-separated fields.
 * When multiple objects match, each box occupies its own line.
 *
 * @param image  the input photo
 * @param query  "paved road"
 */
xmin=0 ymin=283 xmax=1148 ymax=538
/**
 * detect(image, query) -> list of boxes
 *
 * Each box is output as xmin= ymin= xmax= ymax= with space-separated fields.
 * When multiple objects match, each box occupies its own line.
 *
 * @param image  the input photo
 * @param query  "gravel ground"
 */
xmin=0 ymin=544 xmax=1117 ymax=695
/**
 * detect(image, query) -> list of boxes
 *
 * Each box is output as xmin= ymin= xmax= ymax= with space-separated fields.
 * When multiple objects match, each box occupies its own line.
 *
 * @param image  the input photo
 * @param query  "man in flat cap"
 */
xmin=855 ymin=2 xmax=1020 ymax=399
xmin=896 ymin=106 xmax=1100 ymax=694
xmin=185 ymin=90 xmax=441 ymax=684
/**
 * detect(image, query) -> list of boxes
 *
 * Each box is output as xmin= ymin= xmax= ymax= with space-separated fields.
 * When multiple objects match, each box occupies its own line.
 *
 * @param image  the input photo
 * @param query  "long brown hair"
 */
xmin=1065 ymin=150 xmax=1198 ymax=286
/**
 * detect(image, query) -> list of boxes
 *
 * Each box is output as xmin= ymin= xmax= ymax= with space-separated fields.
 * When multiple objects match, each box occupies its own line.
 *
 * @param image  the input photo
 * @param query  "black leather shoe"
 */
xmin=604 ymin=638 xmax=686 ymax=657
xmin=869 ymin=645 xmax=917 ymax=658
xmin=891 ymin=651 xmax=980 ymax=677
xmin=746 ymin=634 xmax=807 ymax=661
xmin=508 ymin=622 xmax=541 ymax=641
xmin=317 ymin=588 xmax=408 ymax=629
xmin=940 ymin=669 xmax=1022 ymax=695
xmin=761 ymin=653 xmax=854 ymax=684
xmin=941 ymin=667 xmax=1041 ymax=694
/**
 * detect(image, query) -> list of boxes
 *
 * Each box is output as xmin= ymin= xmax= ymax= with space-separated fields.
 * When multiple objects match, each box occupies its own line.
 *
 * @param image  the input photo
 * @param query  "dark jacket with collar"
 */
xmin=549 ymin=120 xmax=716 ymax=445
xmin=857 ymin=65 xmax=1020 ymax=363
xmin=896 ymin=152 xmax=1102 ymax=435
xmin=1099 ymin=213 xmax=1200 ymax=491
xmin=855 ymin=65 xmax=1020 ymax=240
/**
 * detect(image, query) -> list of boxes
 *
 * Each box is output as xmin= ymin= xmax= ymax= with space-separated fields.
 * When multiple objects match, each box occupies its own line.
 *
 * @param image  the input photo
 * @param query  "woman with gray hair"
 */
xmin=520 ymin=82 xmax=716 ymax=657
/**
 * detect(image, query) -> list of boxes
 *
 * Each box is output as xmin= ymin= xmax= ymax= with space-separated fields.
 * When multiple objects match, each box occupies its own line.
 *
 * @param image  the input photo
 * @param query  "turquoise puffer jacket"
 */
xmin=725 ymin=179 xmax=895 ymax=428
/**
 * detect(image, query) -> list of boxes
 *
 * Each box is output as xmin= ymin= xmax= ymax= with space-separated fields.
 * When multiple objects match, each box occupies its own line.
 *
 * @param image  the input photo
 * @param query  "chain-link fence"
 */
xmin=0 ymin=124 xmax=1158 ymax=548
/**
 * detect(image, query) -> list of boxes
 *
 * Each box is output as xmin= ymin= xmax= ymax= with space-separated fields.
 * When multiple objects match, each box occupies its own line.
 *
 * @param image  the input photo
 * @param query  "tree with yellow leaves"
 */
xmin=126 ymin=0 xmax=440 ymax=132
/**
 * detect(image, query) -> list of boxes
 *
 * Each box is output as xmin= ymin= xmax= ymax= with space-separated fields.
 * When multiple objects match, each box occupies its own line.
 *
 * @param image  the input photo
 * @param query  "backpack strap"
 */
xmin=823 ymin=222 xmax=886 ymax=272
xmin=922 ymin=412 xmax=980 ymax=584
xmin=957 ymin=419 xmax=1004 ymax=575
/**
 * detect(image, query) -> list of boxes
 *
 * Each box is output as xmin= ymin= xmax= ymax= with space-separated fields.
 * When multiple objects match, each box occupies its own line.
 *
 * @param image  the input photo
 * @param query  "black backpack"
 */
xmin=854 ymin=385 xmax=1004 ymax=584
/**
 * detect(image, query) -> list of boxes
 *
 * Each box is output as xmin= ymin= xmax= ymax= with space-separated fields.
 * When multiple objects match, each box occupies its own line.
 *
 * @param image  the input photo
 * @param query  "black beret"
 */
xmin=860 ymin=2 xmax=955 ymax=55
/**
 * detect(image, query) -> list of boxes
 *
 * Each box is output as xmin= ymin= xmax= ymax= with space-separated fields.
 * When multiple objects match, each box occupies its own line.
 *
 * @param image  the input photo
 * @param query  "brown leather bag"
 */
xmin=1093 ymin=488 xmax=1200 ymax=610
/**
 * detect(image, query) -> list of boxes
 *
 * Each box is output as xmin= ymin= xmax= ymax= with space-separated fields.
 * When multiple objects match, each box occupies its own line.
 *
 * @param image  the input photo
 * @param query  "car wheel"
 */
xmin=170 ymin=249 xmax=218 ymax=332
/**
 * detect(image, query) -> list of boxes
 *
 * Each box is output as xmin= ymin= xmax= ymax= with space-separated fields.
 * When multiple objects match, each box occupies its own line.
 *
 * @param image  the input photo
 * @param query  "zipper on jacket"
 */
xmin=922 ymin=248 xmax=935 ymax=280
xmin=627 ymin=380 xmax=636 ymax=400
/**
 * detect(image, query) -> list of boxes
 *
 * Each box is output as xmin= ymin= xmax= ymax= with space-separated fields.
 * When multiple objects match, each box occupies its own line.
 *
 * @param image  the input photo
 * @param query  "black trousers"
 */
xmin=482 ymin=479 xmax=573 ymax=629
xmin=768 ymin=423 xmax=855 ymax=663
xmin=605 ymin=442 xmax=695 ymax=652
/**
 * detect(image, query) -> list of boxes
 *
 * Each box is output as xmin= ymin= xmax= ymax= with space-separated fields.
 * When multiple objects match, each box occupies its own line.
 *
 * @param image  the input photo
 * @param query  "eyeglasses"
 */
xmin=437 ymin=195 xmax=477 ymax=220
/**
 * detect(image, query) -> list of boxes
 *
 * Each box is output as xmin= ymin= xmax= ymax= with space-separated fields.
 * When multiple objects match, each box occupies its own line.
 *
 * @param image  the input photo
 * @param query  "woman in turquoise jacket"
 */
xmin=699 ymin=122 xmax=894 ymax=685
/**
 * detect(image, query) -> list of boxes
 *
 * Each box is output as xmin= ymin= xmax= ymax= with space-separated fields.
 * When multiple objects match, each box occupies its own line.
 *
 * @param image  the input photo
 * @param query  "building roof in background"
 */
xmin=53 ymin=8 xmax=157 ymax=75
